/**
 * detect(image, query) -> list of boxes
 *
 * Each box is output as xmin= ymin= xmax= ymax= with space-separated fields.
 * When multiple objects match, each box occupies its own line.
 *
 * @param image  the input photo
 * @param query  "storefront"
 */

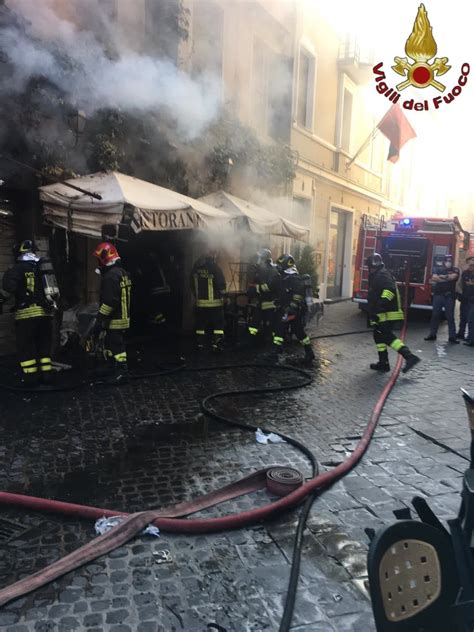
xmin=39 ymin=172 xmax=309 ymax=334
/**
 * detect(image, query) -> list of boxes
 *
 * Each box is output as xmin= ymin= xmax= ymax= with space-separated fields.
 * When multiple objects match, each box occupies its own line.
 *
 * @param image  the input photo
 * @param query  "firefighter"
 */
xmin=247 ymin=248 xmax=280 ymax=343
xmin=91 ymin=242 xmax=132 ymax=383
xmin=367 ymin=253 xmax=420 ymax=373
xmin=132 ymin=251 xmax=171 ymax=331
xmin=2 ymin=239 xmax=55 ymax=385
xmin=457 ymin=256 xmax=474 ymax=341
xmin=191 ymin=251 xmax=226 ymax=351
xmin=270 ymin=253 xmax=315 ymax=364
xmin=425 ymin=253 xmax=460 ymax=343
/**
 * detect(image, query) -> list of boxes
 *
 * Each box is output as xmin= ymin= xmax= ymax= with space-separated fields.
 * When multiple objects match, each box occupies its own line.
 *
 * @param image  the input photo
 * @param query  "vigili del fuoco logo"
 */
xmin=372 ymin=3 xmax=469 ymax=111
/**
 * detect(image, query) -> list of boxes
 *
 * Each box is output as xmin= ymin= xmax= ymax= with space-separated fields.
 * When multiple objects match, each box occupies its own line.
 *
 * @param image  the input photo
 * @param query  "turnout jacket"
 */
xmin=2 ymin=259 xmax=49 ymax=320
xmin=248 ymin=262 xmax=280 ymax=310
xmin=278 ymin=272 xmax=305 ymax=313
xmin=97 ymin=263 xmax=132 ymax=330
xmin=367 ymin=267 xmax=404 ymax=322
xmin=191 ymin=259 xmax=226 ymax=308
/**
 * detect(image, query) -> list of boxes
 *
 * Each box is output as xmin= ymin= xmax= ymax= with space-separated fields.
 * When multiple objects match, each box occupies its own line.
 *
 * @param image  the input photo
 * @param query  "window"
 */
xmin=252 ymin=39 xmax=267 ymax=135
xmin=252 ymin=40 xmax=292 ymax=141
xmin=293 ymin=197 xmax=312 ymax=229
xmin=296 ymin=48 xmax=315 ymax=130
xmin=191 ymin=1 xmax=224 ymax=81
xmin=341 ymin=88 xmax=353 ymax=152
xmin=145 ymin=0 xmax=185 ymax=60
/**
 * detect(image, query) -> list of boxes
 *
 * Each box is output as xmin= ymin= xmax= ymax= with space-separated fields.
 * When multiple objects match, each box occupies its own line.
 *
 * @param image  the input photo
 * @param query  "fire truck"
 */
xmin=353 ymin=215 xmax=468 ymax=310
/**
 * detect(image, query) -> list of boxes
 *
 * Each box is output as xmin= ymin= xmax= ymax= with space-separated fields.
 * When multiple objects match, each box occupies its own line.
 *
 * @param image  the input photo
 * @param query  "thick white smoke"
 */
xmin=2 ymin=0 xmax=221 ymax=139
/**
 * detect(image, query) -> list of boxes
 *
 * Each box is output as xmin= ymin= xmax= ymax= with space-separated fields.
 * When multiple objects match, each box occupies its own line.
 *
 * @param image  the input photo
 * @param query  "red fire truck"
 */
xmin=353 ymin=214 xmax=468 ymax=310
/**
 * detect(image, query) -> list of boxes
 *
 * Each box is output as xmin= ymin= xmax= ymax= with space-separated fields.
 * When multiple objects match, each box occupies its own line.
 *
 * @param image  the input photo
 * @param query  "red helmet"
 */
xmin=93 ymin=242 xmax=120 ymax=267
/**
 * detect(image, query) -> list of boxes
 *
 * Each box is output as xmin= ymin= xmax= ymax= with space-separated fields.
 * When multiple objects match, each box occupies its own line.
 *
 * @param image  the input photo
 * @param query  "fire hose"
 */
xmin=0 ymin=277 xmax=412 ymax=629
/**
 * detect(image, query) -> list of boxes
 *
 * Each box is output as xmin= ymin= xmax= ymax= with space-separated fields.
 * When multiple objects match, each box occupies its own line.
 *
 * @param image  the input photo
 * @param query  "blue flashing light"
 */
xmin=401 ymin=218 xmax=412 ymax=226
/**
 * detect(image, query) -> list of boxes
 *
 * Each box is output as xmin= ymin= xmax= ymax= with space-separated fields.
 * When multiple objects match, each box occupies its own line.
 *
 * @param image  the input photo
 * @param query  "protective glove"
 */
xmin=282 ymin=306 xmax=297 ymax=323
xmin=369 ymin=313 xmax=380 ymax=326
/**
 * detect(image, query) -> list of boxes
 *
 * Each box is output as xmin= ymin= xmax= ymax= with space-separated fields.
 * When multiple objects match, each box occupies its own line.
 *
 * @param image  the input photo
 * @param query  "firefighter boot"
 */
xmin=370 ymin=351 xmax=390 ymax=372
xmin=20 ymin=371 xmax=39 ymax=388
xmin=212 ymin=335 xmax=224 ymax=353
xmin=109 ymin=361 xmax=129 ymax=385
xmin=40 ymin=371 xmax=53 ymax=386
xmin=261 ymin=346 xmax=280 ymax=364
xmin=303 ymin=345 xmax=315 ymax=366
xmin=400 ymin=346 xmax=421 ymax=373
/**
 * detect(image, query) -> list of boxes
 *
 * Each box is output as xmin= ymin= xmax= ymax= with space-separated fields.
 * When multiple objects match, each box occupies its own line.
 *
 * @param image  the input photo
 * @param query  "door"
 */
xmin=327 ymin=210 xmax=348 ymax=298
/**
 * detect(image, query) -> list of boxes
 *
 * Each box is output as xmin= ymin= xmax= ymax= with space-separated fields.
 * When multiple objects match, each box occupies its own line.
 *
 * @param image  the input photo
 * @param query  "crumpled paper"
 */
xmin=255 ymin=428 xmax=287 ymax=444
xmin=94 ymin=516 xmax=160 ymax=537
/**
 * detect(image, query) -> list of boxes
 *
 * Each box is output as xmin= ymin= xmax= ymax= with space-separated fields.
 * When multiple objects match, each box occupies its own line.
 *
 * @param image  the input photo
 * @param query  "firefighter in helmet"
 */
xmin=2 ymin=239 xmax=56 ymax=385
xmin=367 ymin=253 xmax=420 ymax=373
xmin=247 ymin=248 xmax=280 ymax=343
xmin=270 ymin=253 xmax=315 ymax=364
xmin=191 ymin=250 xmax=226 ymax=351
xmin=91 ymin=242 xmax=132 ymax=382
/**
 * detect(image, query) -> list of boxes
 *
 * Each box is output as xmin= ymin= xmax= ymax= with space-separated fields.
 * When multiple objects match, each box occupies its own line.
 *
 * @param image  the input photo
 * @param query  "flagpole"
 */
xmin=346 ymin=127 xmax=380 ymax=168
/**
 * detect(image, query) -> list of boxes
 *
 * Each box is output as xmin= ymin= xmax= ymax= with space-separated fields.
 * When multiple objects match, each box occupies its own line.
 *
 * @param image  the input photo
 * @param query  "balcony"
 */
xmin=338 ymin=35 xmax=374 ymax=84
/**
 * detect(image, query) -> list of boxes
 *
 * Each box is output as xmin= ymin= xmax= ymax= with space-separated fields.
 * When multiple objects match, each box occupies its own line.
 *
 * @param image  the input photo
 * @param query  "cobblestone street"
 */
xmin=0 ymin=301 xmax=472 ymax=631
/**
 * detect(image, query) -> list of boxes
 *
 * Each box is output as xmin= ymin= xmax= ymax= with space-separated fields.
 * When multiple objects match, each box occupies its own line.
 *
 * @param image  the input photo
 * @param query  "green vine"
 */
xmin=205 ymin=112 xmax=296 ymax=193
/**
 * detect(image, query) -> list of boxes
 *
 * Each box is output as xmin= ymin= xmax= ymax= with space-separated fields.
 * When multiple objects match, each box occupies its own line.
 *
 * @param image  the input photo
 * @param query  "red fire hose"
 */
xmin=0 ymin=269 xmax=413 ymax=618
xmin=0 ymin=351 xmax=404 ymax=534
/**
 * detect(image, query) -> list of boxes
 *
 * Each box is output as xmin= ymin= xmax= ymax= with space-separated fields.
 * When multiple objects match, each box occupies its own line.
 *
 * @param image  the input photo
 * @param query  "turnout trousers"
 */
xmin=15 ymin=316 xmax=53 ymax=376
xmin=248 ymin=304 xmax=276 ymax=341
xmin=373 ymin=321 xmax=406 ymax=355
xmin=272 ymin=311 xmax=311 ymax=350
xmin=195 ymin=306 xmax=225 ymax=350
xmin=104 ymin=329 xmax=128 ymax=364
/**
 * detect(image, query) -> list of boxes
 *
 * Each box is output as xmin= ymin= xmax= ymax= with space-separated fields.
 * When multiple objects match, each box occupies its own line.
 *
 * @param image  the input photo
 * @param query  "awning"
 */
xmin=39 ymin=172 xmax=234 ymax=238
xmin=198 ymin=190 xmax=309 ymax=242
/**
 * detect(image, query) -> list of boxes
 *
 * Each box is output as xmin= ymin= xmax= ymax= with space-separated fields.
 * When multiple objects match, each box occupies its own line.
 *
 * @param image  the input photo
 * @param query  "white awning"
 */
xmin=198 ymin=190 xmax=309 ymax=242
xmin=39 ymin=172 xmax=234 ymax=238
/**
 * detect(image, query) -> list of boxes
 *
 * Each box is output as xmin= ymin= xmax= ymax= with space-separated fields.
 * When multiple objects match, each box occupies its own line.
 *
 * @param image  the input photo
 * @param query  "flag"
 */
xmin=377 ymin=104 xmax=416 ymax=163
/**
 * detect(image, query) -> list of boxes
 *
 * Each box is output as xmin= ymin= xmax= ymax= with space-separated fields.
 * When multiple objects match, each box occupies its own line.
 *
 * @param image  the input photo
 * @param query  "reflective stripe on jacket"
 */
xmin=192 ymin=259 xmax=226 ymax=309
xmin=2 ymin=261 xmax=50 ymax=320
xmin=98 ymin=264 xmax=132 ymax=330
xmin=368 ymin=267 xmax=404 ymax=322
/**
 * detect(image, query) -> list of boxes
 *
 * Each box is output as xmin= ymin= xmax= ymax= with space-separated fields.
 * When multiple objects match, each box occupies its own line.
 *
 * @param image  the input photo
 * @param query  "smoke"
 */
xmin=1 ymin=0 xmax=220 ymax=139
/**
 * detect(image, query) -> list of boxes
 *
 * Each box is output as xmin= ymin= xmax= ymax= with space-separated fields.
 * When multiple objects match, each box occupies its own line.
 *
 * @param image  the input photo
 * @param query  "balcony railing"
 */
xmin=338 ymin=35 xmax=374 ymax=83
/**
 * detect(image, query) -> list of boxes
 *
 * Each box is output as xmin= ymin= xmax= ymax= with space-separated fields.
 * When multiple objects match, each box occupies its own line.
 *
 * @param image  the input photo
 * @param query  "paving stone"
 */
xmin=2 ymin=303 xmax=471 ymax=630
xmin=0 ymin=612 xmax=20 ymax=626
xmin=83 ymin=613 xmax=104 ymax=626
xmin=57 ymin=618 xmax=81 ymax=631
xmin=105 ymin=608 xmax=130 ymax=624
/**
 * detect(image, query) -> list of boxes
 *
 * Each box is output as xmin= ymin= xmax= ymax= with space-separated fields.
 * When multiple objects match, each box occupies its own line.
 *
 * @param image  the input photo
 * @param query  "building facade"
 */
xmin=290 ymin=4 xmax=389 ymax=300
xmin=183 ymin=0 xmax=395 ymax=299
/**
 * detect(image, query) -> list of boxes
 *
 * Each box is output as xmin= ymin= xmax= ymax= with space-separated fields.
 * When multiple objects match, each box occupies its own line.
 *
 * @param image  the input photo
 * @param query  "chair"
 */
xmin=367 ymin=519 xmax=459 ymax=631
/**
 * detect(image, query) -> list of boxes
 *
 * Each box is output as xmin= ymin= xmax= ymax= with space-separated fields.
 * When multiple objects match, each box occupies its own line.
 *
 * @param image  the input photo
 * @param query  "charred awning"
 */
xmin=199 ymin=190 xmax=310 ymax=242
xmin=39 ymin=172 xmax=234 ymax=238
